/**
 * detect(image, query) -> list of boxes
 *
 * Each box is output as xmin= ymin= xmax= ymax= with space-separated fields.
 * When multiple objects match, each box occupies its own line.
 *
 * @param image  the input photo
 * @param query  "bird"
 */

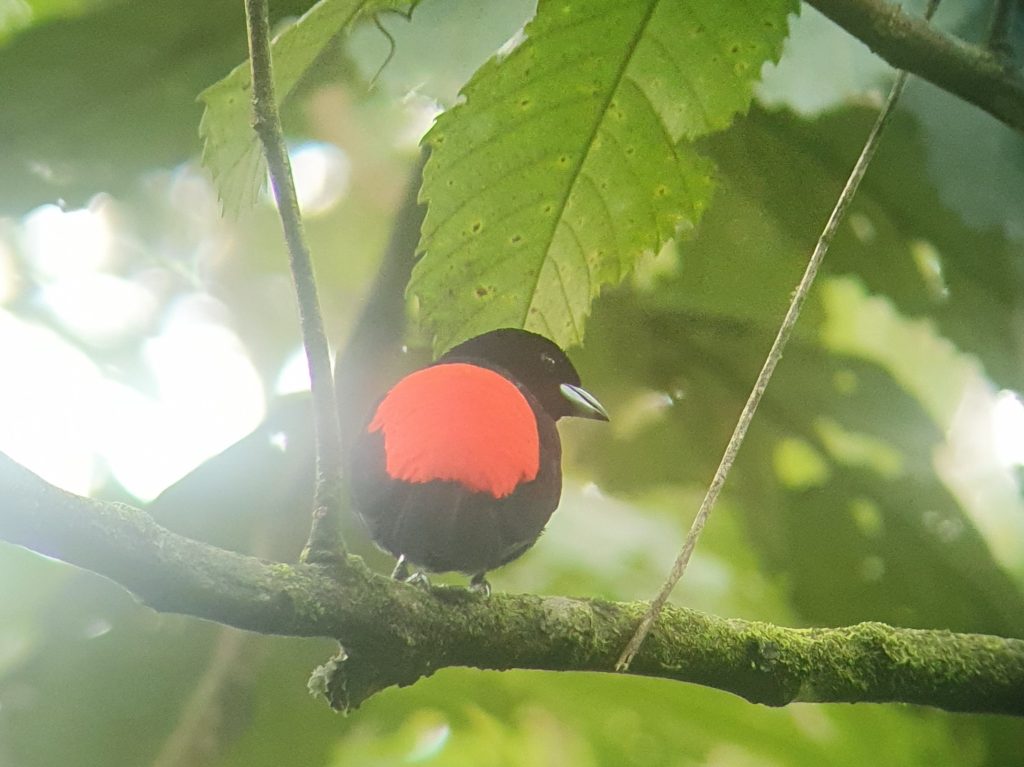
xmin=349 ymin=327 xmax=608 ymax=593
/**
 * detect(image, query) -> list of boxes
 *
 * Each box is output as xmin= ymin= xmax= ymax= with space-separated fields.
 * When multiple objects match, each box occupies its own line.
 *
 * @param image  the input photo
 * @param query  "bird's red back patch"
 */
xmin=368 ymin=363 xmax=540 ymax=498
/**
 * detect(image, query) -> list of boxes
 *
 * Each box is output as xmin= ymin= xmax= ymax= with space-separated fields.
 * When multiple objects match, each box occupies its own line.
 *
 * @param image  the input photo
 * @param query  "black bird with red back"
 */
xmin=350 ymin=328 xmax=608 ymax=591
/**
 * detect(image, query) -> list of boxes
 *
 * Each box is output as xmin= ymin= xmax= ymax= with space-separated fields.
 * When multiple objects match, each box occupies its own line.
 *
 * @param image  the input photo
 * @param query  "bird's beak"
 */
xmin=559 ymin=383 xmax=610 ymax=421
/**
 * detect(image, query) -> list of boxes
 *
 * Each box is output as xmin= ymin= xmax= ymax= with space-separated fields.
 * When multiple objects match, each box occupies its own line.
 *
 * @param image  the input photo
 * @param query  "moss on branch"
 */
xmin=1 ymin=450 xmax=1022 ymax=715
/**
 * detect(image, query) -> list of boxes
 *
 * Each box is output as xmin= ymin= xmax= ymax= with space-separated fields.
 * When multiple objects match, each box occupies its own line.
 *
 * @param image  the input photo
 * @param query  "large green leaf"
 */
xmin=198 ymin=0 xmax=407 ymax=215
xmin=412 ymin=0 xmax=796 ymax=352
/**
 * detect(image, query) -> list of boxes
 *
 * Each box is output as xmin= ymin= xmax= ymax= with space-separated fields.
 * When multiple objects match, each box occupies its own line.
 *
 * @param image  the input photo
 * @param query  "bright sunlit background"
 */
xmin=0 ymin=140 xmax=365 ymax=500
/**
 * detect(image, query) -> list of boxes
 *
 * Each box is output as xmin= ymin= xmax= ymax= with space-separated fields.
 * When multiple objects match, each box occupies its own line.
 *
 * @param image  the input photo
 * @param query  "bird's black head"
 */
xmin=439 ymin=328 xmax=609 ymax=422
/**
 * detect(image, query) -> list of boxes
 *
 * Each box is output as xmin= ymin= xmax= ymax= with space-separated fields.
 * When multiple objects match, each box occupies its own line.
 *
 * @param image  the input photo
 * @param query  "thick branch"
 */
xmin=806 ymin=0 xmax=1024 ymax=135
xmin=244 ymin=0 xmax=345 ymax=564
xmin=1 ymin=451 xmax=1021 ymax=716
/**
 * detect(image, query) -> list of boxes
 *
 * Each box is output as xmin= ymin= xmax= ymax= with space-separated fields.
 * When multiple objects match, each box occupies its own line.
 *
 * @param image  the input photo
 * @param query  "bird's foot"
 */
xmin=468 ymin=572 xmax=491 ymax=597
xmin=391 ymin=556 xmax=431 ymax=589
xmin=391 ymin=555 xmax=411 ymax=581
xmin=405 ymin=571 xmax=431 ymax=589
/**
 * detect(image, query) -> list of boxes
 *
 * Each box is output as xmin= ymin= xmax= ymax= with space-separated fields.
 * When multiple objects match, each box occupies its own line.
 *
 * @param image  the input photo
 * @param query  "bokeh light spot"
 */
xmin=992 ymin=389 xmax=1024 ymax=467
xmin=289 ymin=142 xmax=351 ymax=216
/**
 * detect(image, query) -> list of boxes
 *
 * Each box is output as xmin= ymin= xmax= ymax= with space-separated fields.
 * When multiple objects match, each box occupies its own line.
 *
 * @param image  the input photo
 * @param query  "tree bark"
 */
xmin=806 ymin=0 xmax=1024 ymax=135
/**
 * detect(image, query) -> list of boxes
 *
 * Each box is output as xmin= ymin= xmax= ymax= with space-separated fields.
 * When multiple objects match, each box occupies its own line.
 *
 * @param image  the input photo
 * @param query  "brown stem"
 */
xmin=243 ymin=0 xmax=345 ymax=565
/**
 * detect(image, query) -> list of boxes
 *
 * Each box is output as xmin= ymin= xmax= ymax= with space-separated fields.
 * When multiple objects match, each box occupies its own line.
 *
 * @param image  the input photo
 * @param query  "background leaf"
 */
xmin=198 ymin=0 xmax=408 ymax=215
xmin=345 ymin=0 xmax=536 ymax=107
xmin=572 ymin=104 xmax=1024 ymax=639
xmin=0 ymin=0 xmax=315 ymax=215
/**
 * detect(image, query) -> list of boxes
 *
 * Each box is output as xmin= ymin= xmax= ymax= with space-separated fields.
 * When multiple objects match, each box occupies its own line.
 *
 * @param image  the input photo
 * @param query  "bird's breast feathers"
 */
xmin=368 ymin=363 xmax=541 ymax=498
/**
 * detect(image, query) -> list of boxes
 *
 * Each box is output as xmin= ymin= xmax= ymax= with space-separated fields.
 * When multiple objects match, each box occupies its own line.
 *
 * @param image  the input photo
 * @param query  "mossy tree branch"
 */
xmin=806 ymin=0 xmax=1024 ymax=135
xmin=1 ymin=450 xmax=1021 ymax=716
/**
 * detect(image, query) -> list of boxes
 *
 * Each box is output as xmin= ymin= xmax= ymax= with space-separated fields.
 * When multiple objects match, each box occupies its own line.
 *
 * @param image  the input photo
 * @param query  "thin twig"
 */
xmin=614 ymin=0 xmax=942 ymax=674
xmin=987 ymin=0 xmax=1014 ymax=57
xmin=243 ymin=0 xmax=345 ymax=564
xmin=368 ymin=14 xmax=398 ymax=91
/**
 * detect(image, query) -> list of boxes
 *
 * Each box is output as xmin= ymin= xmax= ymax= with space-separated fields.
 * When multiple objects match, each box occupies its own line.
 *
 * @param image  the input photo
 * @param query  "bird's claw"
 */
xmin=469 ymin=572 xmax=491 ymax=597
xmin=391 ymin=555 xmax=411 ymax=581
xmin=392 ymin=556 xmax=431 ymax=589
xmin=405 ymin=571 xmax=431 ymax=589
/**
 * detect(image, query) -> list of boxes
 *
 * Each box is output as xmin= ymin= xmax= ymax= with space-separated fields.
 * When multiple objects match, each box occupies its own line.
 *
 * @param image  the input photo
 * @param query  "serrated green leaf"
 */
xmin=412 ymin=0 xmax=796 ymax=352
xmin=198 ymin=0 xmax=404 ymax=216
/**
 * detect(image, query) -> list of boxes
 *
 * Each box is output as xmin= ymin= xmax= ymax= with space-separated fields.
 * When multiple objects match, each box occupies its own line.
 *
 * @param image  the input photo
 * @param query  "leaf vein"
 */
xmin=523 ymin=0 xmax=664 ymax=327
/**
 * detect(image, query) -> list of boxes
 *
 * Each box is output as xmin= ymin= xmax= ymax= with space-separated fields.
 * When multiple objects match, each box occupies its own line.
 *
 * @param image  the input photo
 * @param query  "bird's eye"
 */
xmin=541 ymin=353 xmax=557 ymax=368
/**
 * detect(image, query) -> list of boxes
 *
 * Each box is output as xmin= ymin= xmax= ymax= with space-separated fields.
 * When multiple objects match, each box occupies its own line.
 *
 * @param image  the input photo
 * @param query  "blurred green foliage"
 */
xmin=1 ymin=1 xmax=1023 ymax=766
xmin=0 ymin=0 xmax=318 ymax=213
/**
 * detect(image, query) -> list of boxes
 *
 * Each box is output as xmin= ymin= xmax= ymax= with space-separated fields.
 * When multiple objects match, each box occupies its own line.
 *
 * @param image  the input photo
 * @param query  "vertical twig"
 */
xmin=244 ymin=0 xmax=345 ymax=564
xmin=987 ymin=0 xmax=1014 ymax=57
xmin=614 ymin=0 xmax=943 ymax=673
xmin=335 ymin=150 xmax=428 ymax=455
